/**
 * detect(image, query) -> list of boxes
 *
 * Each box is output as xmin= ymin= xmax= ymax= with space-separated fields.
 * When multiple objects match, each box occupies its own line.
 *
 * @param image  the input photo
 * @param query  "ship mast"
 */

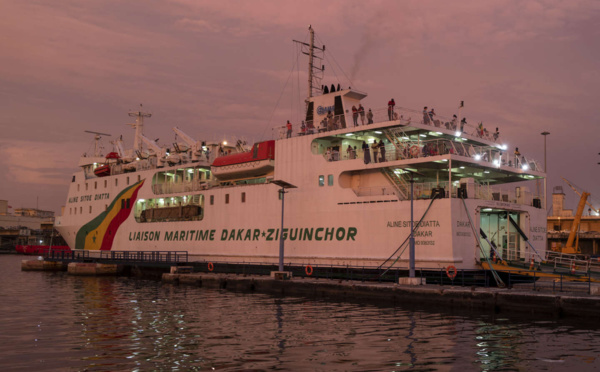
xmin=308 ymin=26 xmax=314 ymax=99
xmin=128 ymin=104 xmax=152 ymax=152
xmin=293 ymin=26 xmax=325 ymax=104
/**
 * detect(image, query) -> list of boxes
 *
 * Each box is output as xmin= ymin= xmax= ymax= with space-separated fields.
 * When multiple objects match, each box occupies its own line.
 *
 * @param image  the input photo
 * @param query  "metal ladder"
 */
xmin=381 ymin=167 xmax=409 ymax=200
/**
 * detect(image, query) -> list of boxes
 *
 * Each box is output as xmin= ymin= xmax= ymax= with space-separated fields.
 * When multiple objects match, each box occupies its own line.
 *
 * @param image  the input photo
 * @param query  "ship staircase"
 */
xmin=379 ymin=127 xmax=419 ymax=200
xmin=381 ymin=167 xmax=409 ymax=200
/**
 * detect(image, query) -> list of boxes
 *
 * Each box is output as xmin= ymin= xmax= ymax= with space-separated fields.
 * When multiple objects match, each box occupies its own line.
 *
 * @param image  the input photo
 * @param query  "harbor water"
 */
xmin=1 ymin=255 xmax=600 ymax=371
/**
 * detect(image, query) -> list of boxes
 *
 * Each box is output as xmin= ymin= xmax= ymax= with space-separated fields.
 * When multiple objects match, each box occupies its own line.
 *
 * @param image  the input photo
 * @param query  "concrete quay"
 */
xmin=163 ymin=272 xmax=600 ymax=320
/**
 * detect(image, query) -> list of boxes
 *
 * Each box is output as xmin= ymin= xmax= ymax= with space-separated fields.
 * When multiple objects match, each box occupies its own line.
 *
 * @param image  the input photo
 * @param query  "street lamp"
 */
xmin=271 ymin=180 xmax=297 ymax=275
xmin=541 ymin=132 xmax=550 ymax=210
xmin=401 ymin=168 xmax=425 ymax=278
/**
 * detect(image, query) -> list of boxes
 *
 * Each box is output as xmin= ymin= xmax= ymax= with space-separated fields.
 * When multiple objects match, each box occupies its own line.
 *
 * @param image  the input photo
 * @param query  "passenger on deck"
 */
xmin=358 ymin=104 xmax=365 ymax=125
xmin=514 ymin=147 xmax=521 ymax=167
xmin=325 ymin=148 xmax=332 ymax=161
xmin=347 ymin=145 xmax=354 ymax=159
xmin=300 ymin=121 xmax=306 ymax=135
xmin=319 ymin=119 xmax=327 ymax=132
xmin=493 ymin=127 xmax=500 ymax=141
xmin=367 ymin=108 xmax=374 ymax=124
xmin=286 ymin=120 xmax=292 ymax=138
xmin=477 ymin=122 xmax=484 ymax=137
xmin=362 ymin=141 xmax=371 ymax=164
xmin=388 ymin=99 xmax=395 ymax=120
xmin=460 ymin=118 xmax=467 ymax=133
xmin=379 ymin=140 xmax=386 ymax=162
xmin=450 ymin=115 xmax=458 ymax=130
xmin=423 ymin=107 xmax=430 ymax=125
xmin=371 ymin=141 xmax=379 ymax=163
xmin=352 ymin=105 xmax=358 ymax=126
xmin=327 ymin=110 xmax=333 ymax=130
xmin=430 ymin=108 xmax=441 ymax=127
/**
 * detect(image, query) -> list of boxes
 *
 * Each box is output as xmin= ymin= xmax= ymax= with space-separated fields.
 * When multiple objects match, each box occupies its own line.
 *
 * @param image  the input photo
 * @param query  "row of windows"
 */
xmin=68 ymin=191 xmax=250 ymax=216
xmin=77 ymin=174 xmax=141 ymax=192
xmin=318 ymin=175 xmax=334 ymax=186
xmin=209 ymin=192 xmax=247 ymax=205
xmin=69 ymin=204 xmax=107 ymax=215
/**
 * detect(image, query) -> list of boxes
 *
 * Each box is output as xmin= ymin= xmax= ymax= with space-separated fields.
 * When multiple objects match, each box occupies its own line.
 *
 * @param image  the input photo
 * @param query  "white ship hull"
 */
xmin=55 ymin=28 xmax=547 ymax=271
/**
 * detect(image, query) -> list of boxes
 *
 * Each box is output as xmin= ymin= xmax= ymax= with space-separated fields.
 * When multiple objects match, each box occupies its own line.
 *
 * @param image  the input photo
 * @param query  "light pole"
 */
xmin=541 ymin=132 xmax=550 ymax=210
xmin=271 ymin=180 xmax=297 ymax=274
xmin=403 ymin=169 xmax=424 ymax=278
xmin=409 ymin=177 xmax=415 ymax=278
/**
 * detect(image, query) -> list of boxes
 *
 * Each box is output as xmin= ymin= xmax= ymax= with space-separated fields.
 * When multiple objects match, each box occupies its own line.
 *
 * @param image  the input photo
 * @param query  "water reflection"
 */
xmin=1 ymin=255 xmax=600 ymax=371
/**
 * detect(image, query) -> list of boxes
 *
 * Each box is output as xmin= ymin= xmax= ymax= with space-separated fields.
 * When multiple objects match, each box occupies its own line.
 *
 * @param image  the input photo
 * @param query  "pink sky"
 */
xmin=1 ymin=0 xmax=599 ymax=214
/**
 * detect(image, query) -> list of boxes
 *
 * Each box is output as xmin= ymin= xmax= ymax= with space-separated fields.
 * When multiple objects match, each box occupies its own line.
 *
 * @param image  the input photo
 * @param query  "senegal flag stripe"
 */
xmin=75 ymin=180 xmax=145 ymax=250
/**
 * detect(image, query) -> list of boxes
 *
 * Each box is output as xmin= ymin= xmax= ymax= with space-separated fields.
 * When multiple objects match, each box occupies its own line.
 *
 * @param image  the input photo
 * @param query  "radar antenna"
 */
xmin=84 ymin=130 xmax=112 ymax=157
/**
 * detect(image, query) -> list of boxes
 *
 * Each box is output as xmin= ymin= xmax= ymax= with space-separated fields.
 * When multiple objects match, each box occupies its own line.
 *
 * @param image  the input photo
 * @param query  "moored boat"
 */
xmin=55 ymin=27 xmax=547 ymax=271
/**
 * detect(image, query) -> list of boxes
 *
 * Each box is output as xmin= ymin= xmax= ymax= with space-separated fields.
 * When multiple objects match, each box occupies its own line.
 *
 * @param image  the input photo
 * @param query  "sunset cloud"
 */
xmin=1 ymin=0 xmax=599 ymax=212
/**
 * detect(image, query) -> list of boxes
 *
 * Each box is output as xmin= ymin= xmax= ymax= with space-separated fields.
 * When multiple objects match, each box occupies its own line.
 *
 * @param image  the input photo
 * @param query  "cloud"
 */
xmin=0 ymin=139 xmax=80 ymax=185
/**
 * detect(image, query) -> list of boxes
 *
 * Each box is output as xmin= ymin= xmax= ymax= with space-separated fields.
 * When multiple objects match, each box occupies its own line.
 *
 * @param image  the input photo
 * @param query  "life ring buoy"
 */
xmin=305 ymin=265 xmax=313 ymax=276
xmin=208 ymin=262 xmax=214 ymax=272
xmin=410 ymin=145 xmax=420 ymax=157
xmin=446 ymin=265 xmax=457 ymax=280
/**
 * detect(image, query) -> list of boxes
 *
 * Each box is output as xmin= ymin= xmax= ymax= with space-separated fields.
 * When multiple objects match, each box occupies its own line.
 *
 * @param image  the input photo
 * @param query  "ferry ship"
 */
xmin=55 ymin=27 xmax=547 ymax=270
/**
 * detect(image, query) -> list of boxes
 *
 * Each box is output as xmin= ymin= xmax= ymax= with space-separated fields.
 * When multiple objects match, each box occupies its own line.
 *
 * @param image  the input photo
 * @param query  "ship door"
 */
xmin=334 ymin=96 xmax=346 ymax=128
xmin=479 ymin=209 xmax=522 ymax=262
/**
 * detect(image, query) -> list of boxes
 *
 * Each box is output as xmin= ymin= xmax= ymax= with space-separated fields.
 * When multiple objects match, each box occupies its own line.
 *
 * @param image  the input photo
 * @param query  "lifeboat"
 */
xmin=211 ymin=140 xmax=275 ymax=180
xmin=94 ymin=152 xmax=121 ymax=177
xmin=94 ymin=164 xmax=111 ymax=177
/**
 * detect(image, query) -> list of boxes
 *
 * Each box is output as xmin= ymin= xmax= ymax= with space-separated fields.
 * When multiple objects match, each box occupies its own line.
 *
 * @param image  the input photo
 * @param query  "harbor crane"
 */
xmin=558 ymin=177 xmax=598 ymax=254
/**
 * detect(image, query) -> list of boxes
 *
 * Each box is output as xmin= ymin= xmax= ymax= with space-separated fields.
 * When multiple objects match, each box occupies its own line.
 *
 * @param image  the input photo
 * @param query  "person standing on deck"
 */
xmin=358 ymin=104 xmax=365 ymax=125
xmin=388 ymin=99 xmax=395 ymax=120
xmin=379 ymin=140 xmax=386 ymax=162
xmin=367 ymin=108 xmax=374 ymax=124
xmin=286 ymin=120 xmax=292 ymax=138
xmin=352 ymin=105 xmax=358 ymax=126
xmin=362 ymin=141 xmax=371 ymax=164
xmin=423 ymin=107 xmax=430 ymax=124
xmin=371 ymin=141 xmax=379 ymax=163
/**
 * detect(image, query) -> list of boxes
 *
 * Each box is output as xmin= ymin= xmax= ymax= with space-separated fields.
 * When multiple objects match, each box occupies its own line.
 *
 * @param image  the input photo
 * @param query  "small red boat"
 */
xmin=211 ymin=140 xmax=275 ymax=180
xmin=94 ymin=164 xmax=111 ymax=177
xmin=94 ymin=152 xmax=121 ymax=177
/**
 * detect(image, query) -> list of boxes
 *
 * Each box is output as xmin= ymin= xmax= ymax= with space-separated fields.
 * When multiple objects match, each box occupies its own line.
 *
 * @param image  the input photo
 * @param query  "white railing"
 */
xmin=352 ymin=178 xmax=541 ymax=207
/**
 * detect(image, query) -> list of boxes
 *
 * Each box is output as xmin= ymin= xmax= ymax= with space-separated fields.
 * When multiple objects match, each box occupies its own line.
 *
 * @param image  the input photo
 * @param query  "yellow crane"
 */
xmin=558 ymin=178 xmax=598 ymax=254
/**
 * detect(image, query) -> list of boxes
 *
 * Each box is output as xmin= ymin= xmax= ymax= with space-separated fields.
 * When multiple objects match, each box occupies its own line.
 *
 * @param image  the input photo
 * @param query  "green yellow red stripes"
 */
xmin=75 ymin=180 xmax=144 ymax=250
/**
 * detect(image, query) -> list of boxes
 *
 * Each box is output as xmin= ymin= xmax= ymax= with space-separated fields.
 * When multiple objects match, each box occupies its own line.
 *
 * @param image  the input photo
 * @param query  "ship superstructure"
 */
xmin=55 ymin=28 xmax=547 ymax=270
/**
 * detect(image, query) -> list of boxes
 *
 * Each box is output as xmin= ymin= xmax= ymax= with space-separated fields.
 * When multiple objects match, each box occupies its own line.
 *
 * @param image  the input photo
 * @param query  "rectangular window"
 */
xmin=105 ymin=204 xmax=108 ymax=210
xmin=241 ymin=192 xmax=246 ymax=203
xmin=225 ymin=194 xmax=230 ymax=204
xmin=115 ymin=178 xmax=118 ymax=187
xmin=77 ymin=184 xmax=80 ymax=192
xmin=137 ymin=175 xmax=141 ymax=182
xmin=328 ymin=175 xmax=334 ymax=186
xmin=74 ymin=208 xmax=76 ymax=215
xmin=121 ymin=199 xmax=125 ymax=209
xmin=127 ymin=176 xmax=130 ymax=185
xmin=79 ymin=207 xmax=82 ymax=214
xmin=126 ymin=199 xmax=130 ymax=209
xmin=85 ymin=183 xmax=88 ymax=191
xmin=318 ymin=175 xmax=325 ymax=186
xmin=210 ymin=195 xmax=214 ymax=205
xmin=89 ymin=206 xmax=92 ymax=213
xmin=104 ymin=180 xmax=107 ymax=188
xmin=94 ymin=181 xmax=97 ymax=190
xmin=72 ymin=175 xmax=76 ymax=183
